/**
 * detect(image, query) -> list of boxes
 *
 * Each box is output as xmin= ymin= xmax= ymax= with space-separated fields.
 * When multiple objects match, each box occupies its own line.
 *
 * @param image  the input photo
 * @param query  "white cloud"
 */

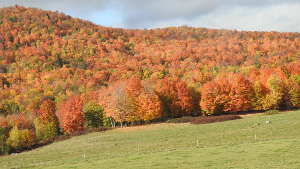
xmin=200 ymin=3 xmax=300 ymax=32
xmin=113 ymin=0 xmax=300 ymax=32
xmin=0 ymin=0 xmax=299 ymax=32
xmin=0 ymin=0 xmax=108 ymax=16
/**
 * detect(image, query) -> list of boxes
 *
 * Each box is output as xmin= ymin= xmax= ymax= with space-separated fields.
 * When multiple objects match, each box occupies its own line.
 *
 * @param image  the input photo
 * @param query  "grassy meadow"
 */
xmin=1 ymin=110 xmax=300 ymax=169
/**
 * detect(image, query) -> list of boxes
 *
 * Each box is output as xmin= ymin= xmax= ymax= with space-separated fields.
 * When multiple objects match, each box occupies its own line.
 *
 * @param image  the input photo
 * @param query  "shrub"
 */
xmin=0 ymin=116 xmax=9 ymax=129
xmin=34 ymin=118 xmax=57 ymax=142
xmin=37 ymin=98 xmax=59 ymax=126
xmin=287 ymin=78 xmax=300 ymax=108
xmin=6 ymin=126 xmax=36 ymax=151
xmin=291 ymin=74 xmax=300 ymax=85
xmin=34 ymin=98 xmax=59 ymax=141
xmin=252 ymin=81 xmax=269 ymax=110
xmin=263 ymin=75 xmax=285 ymax=110
xmin=7 ymin=113 xmax=33 ymax=130
xmin=0 ymin=101 xmax=20 ymax=116
xmin=0 ymin=127 xmax=11 ymax=155
xmin=83 ymin=102 xmax=104 ymax=128
xmin=102 ymin=116 xmax=116 ymax=128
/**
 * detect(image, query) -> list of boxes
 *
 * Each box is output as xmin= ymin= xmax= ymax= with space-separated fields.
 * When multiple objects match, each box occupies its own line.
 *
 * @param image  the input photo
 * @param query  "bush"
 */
xmin=0 ymin=116 xmax=9 ymax=129
xmin=252 ymin=81 xmax=269 ymax=110
xmin=287 ymin=78 xmax=300 ymax=108
xmin=7 ymin=113 xmax=33 ymax=130
xmin=6 ymin=126 xmax=36 ymax=151
xmin=263 ymin=75 xmax=285 ymax=110
xmin=0 ymin=101 xmax=20 ymax=116
xmin=37 ymin=98 xmax=59 ymax=126
xmin=83 ymin=102 xmax=104 ymax=128
xmin=34 ymin=118 xmax=58 ymax=142
xmin=0 ymin=127 xmax=11 ymax=155
xmin=102 ymin=116 xmax=116 ymax=128
xmin=34 ymin=98 xmax=59 ymax=142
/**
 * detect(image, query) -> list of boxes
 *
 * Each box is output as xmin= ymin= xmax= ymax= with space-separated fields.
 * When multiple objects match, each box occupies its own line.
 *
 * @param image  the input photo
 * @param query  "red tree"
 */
xmin=156 ymin=78 xmax=194 ymax=117
xmin=200 ymin=76 xmax=231 ymax=115
xmin=227 ymin=74 xmax=254 ymax=112
xmin=58 ymin=96 xmax=85 ymax=134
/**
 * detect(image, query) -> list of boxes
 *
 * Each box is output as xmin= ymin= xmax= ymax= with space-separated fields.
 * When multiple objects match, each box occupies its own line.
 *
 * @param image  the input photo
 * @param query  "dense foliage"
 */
xmin=83 ymin=102 xmax=105 ymax=128
xmin=0 ymin=6 xmax=300 ymax=154
xmin=58 ymin=95 xmax=84 ymax=134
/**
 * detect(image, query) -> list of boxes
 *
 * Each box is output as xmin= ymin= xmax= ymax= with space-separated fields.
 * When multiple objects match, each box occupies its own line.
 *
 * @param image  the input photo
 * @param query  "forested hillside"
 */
xmin=0 ymin=6 xmax=300 ymax=154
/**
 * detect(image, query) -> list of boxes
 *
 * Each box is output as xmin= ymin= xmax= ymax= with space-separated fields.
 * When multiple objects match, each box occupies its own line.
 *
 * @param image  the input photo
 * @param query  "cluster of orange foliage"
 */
xmin=0 ymin=116 xmax=8 ymax=128
xmin=37 ymin=98 xmax=58 ymax=125
xmin=201 ymin=67 xmax=300 ymax=115
xmin=0 ymin=7 xmax=299 ymax=114
xmin=1 ymin=6 xmax=300 ymax=154
xmin=6 ymin=113 xmax=33 ymax=129
xmin=155 ymin=79 xmax=195 ymax=117
xmin=98 ymin=78 xmax=164 ymax=123
xmin=58 ymin=96 xmax=84 ymax=134
xmin=201 ymin=74 xmax=254 ymax=115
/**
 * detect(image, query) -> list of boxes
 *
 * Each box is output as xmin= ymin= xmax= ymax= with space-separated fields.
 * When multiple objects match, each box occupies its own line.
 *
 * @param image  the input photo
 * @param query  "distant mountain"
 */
xmin=0 ymin=6 xmax=299 ymax=113
xmin=1 ymin=6 xmax=300 ymax=155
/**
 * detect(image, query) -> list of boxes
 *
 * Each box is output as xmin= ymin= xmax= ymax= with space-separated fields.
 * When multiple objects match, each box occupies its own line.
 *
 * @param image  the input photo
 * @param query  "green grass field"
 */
xmin=1 ymin=111 xmax=300 ymax=169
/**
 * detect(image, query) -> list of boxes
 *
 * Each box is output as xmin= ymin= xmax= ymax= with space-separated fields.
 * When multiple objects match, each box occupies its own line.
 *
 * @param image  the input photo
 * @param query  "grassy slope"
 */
xmin=1 ymin=111 xmax=300 ymax=169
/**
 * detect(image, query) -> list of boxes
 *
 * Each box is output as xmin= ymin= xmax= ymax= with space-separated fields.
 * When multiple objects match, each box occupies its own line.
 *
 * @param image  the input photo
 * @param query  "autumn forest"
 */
xmin=1 ymin=6 xmax=300 ymax=154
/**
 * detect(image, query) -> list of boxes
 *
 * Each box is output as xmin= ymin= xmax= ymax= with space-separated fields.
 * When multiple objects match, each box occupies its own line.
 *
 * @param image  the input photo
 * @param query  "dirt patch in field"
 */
xmin=166 ymin=115 xmax=242 ymax=125
xmin=238 ymin=112 xmax=264 ymax=118
xmin=115 ymin=123 xmax=182 ymax=132
xmin=190 ymin=115 xmax=241 ymax=124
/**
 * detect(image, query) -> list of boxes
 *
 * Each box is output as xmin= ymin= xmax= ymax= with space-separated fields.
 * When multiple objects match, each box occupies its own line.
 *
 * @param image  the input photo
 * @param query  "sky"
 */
xmin=0 ymin=0 xmax=300 ymax=32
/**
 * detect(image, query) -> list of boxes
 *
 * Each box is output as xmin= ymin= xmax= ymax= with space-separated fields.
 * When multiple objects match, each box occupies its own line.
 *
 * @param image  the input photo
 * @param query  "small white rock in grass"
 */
xmin=266 ymin=120 xmax=271 ymax=124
